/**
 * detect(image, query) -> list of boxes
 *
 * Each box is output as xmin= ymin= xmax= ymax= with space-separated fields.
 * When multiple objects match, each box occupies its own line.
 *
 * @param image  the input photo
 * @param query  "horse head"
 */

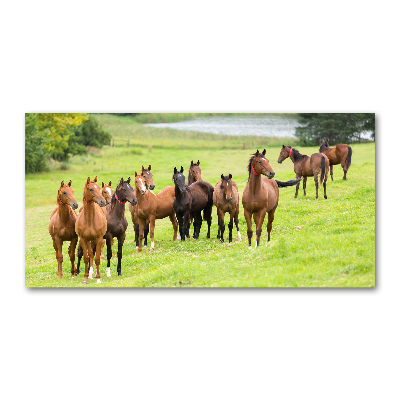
xmin=277 ymin=145 xmax=292 ymax=164
xmin=84 ymin=176 xmax=106 ymax=207
xmin=173 ymin=166 xmax=187 ymax=194
xmin=220 ymin=174 xmax=233 ymax=202
xmin=101 ymin=181 xmax=113 ymax=204
xmin=142 ymin=165 xmax=155 ymax=190
xmin=58 ymin=180 xmax=78 ymax=210
xmin=116 ymin=177 xmax=137 ymax=205
xmin=189 ymin=160 xmax=202 ymax=181
xmin=251 ymin=149 xmax=275 ymax=178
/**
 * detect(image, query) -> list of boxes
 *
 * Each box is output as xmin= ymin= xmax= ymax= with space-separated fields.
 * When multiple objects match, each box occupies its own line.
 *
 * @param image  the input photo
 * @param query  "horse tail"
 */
xmin=346 ymin=145 xmax=352 ymax=170
xmin=320 ymin=155 xmax=326 ymax=185
xmin=275 ymin=179 xmax=301 ymax=187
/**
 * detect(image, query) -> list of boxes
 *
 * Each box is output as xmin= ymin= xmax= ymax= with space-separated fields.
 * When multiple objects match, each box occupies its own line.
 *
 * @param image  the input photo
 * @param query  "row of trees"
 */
xmin=25 ymin=113 xmax=111 ymax=173
xmin=295 ymin=113 xmax=375 ymax=146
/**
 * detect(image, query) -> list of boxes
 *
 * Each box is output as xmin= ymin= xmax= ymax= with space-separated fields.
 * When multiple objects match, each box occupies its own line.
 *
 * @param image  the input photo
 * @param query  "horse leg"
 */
xmin=330 ymin=164 xmax=334 ymax=181
xmin=94 ymin=237 xmax=104 ymax=283
xmin=144 ymin=222 xmax=149 ymax=247
xmin=217 ymin=208 xmax=225 ymax=243
xmin=169 ymin=213 xmax=178 ymax=241
xmin=149 ymin=215 xmax=156 ymax=251
xmin=234 ymin=204 xmax=241 ymax=241
xmin=80 ymin=239 xmax=90 ymax=284
xmin=176 ymin=212 xmax=185 ymax=241
xmin=76 ymin=242 xmax=83 ymax=274
xmin=52 ymin=237 xmax=63 ymax=279
xmin=228 ymin=215 xmax=233 ymax=243
xmin=254 ymin=209 xmax=267 ymax=248
xmin=267 ymin=209 xmax=275 ymax=242
xmin=116 ymin=232 xmax=126 ymax=276
xmin=244 ymin=209 xmax=253 ymax=248
xmin=314 ymin=174 xmax=319 ymax=200
xmin=341 ymin=159 xmax=347 ymax=180
xmin=324 ymin=173 xmax=328 ymax=199
xmin=303 ymin=176 xmax=307 ymax=196
xmin=68 ymin=237 xmax=78 ymax=277
xmin=295 ymin=175 xmax=301 ymax=198
xmin=134 ymin=222 xmax=139 ymax=248
xmin=184 ymin=211 xmax=191 ymax=239
xmin=105 ymin=233 xmax=113 ymax=277
xmin=137 ymin=218 xmax=145 ymax=253
xmin=204 ymin=205 xmax=212 ymax=239
xmin=88 ymin=241 xmax=94 ymax=279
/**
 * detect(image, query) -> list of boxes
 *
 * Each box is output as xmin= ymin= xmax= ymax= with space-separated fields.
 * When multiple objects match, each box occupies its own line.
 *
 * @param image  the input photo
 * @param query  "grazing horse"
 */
xmin=172 ymin=167 xmax=214 ymax=241
xmin=75 ymin=177 xmax=107 ymax=284
xmin=213 ymin=174 xmax=241 ymax=243
xmin=129 ymin=165 xmax=154 ymax=247
xmin=278 ymin=145 xmax=329 ymax=200
xmin=242 ymin=149 xmax=300 ymax=248
xmin=49 ymin=180 xmax=79 ymax=278
xmin=319 ymin=139 xmax=352 ymax=180
xmin=188 ymin=160 xmax=202 ymax=185
xmin=102 ymin=181 xmax=113 ymax=204
xmin=134 ymin=170 xmax=178 ymax=253
xmin=103 ymin=177 xmax=137 ymax=277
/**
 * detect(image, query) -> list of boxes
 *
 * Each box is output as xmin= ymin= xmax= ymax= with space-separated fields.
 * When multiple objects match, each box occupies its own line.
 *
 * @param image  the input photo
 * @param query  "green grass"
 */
xmin=25 ymin=115 xmax=375 ymax=287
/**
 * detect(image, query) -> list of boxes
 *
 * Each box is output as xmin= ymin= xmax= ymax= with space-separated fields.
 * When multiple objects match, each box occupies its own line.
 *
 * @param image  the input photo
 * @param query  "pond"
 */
xmin=144 ymin=114 xmax=300 ymax=138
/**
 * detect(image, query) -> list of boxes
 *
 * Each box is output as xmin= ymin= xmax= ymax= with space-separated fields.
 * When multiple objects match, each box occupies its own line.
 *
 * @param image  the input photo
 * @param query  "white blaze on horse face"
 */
xmin=138 ymin=177 xmax=147 ymax=193
xmin=94 ymin=184 xmax=98 ymax=189
xmin=106 ymin=187 xmax=112 ymax=196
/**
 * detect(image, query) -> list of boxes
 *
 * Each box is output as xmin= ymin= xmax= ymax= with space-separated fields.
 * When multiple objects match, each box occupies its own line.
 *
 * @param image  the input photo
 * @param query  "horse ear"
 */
xmin=262 ymin=149 xmax=266 ymax=155
xmin=120 ymin=177 xmax=124 ymax=185
xmin=191 ymin=160 xmax=194 ymax=166
xmin=127 ymin=177 xmax=131 ymax=184
xmin=94 ymin=176 xmax=97 ymax=182
xmin=180 ymin=166 xmax=184 ymax=173
xmin=148 ymin=165 xmax=151 ymax=171
xmin=197 ymin=160 xmax=200 ymax=165
xmin=141 ymin=165 xmax=144 ymax=172
xmin=221 ymin=174 xmax=224 ymax=179
xmin=60 ymin=180 xmax=64 ymax=187
xmin=102 ymin=182 xmax=105 ymax=188
xmin=109 ymin=181 xmax=112 ymax=186
xmin=87 ymin=177 xmax=90 ymax=184
xmin=135 ymin=171 xmax=137 ymax=177
xmin=282 ymin=145 xmax=285 ymax=148
xmin=174 ymin=167 xmax=177 ymax=174
xmin=68 ymin=180 xmax=72 ymax=187
xmin=255 ymin=150 xmax=259 ymax=156
xmin=229 ymin=174 xmax=232 ymax=179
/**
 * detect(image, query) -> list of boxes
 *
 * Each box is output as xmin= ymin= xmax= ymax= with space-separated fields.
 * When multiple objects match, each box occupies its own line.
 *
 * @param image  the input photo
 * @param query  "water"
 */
xmin=144 ymin=114 xmax=300 ymax=138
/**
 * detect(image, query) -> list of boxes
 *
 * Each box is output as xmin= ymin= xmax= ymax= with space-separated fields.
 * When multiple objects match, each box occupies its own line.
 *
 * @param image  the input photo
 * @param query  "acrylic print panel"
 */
xmin=25 ymin=113 xmax=375 ymax=287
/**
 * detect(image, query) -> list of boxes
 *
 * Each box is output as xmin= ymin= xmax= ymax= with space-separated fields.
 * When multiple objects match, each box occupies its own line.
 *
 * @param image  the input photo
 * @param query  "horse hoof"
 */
xmin=118 ymin=272 xmax=122 ymax=276
xmin=207 ymin=234 xmax=210 ymax=239
xmin=237 ymin=232 xmax=241 ymax=241
xmin=83 ymin=280 xmax=88 ymax=284
xmin=248 ymin=246 xmax=252 ymax=250
xmin=57 ymin=275 xmax=62 ymax=279
xmin=220 ymin=238 xmax=224 ymax=243
xmin=324 ymin=195 xmax=327 ymax=199
xmin=97 ymin=279 xmax=101 ymax=284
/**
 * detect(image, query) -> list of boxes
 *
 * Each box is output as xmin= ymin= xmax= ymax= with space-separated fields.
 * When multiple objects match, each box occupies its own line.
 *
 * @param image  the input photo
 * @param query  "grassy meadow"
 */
xmin=25 ymin=114 xmax=375 ymax=287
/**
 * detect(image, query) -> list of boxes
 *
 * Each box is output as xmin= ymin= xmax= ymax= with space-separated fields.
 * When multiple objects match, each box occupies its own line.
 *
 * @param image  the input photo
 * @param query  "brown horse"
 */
xmin=278 ymin=145 xmax=329 ymax=200
xmin=102 ymin=181 xmax=113 ymax=204
xmin=213 ymin=174 xmax=240 ymax=243
xmin=242 ymin=149 xmax=300 ymax=248
xmin=75 ymin=177 xmax=107 ymax=284
xmin=49 ymin=180 xmax=79 ymax=278
xmin=319 ymin=139 xmax=352 ymax=180
xmin=134 ymin=170 xmax=178 ymax=253
xmin=129 ymin=165 xmax=154 ymax=247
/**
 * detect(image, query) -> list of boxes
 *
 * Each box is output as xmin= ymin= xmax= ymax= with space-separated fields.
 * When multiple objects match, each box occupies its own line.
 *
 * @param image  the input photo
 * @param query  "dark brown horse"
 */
xmin=213 ymin=174 xmax=240 ymax=243
xmin=134 ymin=170 xmax=178 ymax=253
xmin=49 ymin=180 xmax=79 ymax=278
xmin=75 ymin=177 xmax=107 ymax=284
xmin=319 ymin=139 xmax=352 ymax=180
xmin=129 ymin=165 xmax=154 ymax=247
xmin=172 ymin=167 xmax=214 ymax=240
xmin=278 ymin=145 xmax=329 ymax=200
xmin=242 ymin=149 xmax=300 ymax=248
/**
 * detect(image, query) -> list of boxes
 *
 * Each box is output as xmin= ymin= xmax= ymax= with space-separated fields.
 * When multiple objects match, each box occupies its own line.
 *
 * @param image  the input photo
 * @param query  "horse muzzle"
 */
xmin=268 ymin=171 xmax=275 ymax=179
xmin=149 ymin=184 xmax=155 ymax=190
xmin=277 ymin=159 xmax=282 ymax=164
xmin=130 ymin=198 xmax=138 ymax=206
xmin=71 ymin=202 xmax=78 ymax=210
xmin=98 ymin=199 xmax=106 ymax=207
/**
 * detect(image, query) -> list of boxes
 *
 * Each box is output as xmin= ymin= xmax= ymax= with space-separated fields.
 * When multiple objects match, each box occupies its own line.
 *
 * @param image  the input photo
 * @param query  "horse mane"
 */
xmin=287 ymin=146 xmax=304 ymax=162
xmin=247 ymin=155 xmax=256 ymax=182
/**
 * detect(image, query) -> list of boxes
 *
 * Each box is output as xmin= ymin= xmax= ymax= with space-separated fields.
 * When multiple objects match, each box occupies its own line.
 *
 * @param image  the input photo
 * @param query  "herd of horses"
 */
xmin=48 ymin=139 xmax=353 ymax=283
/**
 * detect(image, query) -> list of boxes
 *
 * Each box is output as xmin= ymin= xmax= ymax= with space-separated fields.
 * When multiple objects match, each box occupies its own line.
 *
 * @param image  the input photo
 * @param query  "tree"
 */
xmin=295 ymin=113 xmax=375 ymax=146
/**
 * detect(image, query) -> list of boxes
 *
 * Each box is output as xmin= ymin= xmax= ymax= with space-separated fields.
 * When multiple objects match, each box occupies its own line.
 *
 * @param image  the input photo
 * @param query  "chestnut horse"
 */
xmin=134 ymin=170 xmax=178 ymax=253
xmin=319 ymin=139 xmax=352 ymax=180
xmin=172 ymin=167 xmax=214 ymax=240
xmin=213 ymin=174 xmax=241 ymax=243
xmin=129 ymin=166 xmax=154 ymax=247
xmin=102 ymin=181 xmax=113 ymax=204
xmin=242 ymin=149 xmax=300 ymax=248
xmin=75 ymin=177 xmax=107 ymax=284
xmin=188 ymin=160 xmax=202 ymax=185
xmin=278 ymin=145 xmax=329 ymax=200
xmin=49 ymin=180 xmax=79 ymax=278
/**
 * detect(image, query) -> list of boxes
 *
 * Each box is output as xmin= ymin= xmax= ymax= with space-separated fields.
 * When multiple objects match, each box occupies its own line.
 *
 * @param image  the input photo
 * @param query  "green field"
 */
xmin=25 ymin=115 xmax=375 ymax=287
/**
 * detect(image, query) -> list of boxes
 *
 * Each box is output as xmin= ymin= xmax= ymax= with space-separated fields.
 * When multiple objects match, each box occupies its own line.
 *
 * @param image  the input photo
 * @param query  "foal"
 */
xmin=319 ymin=139 xmax=352 ymax=180
xmin=188 ymin=160 xmax=202 ymax=185
xmin=129 ymin=165 xmax=154 ymax=247
xmin=75 ymin=177 xmax=107 ymax=284
xmin=103 ymin=177 xmax=137 ymax=277
xmin=134 ymin=170 xmax=178 ymax=253
xmin=213 ymin=174 xmax=240 ymax=243
xmin=172 ymin=167 xmax=214 ymax=240
xmin=49 ymin=180 xmax=79 ymax=278
xmin=278 ymin=145 xmax=329 ymax=200
xmin=102 ymin=181 xmax=113 ymax=204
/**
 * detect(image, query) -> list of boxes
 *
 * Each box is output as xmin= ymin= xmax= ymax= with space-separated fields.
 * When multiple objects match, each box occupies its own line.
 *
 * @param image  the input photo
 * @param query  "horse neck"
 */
xmin=82 ymin=196 xmax=97 ymax=223
xmin=188 ymin=172 xmax=195 ymax=185
xmin=174 ymin=184 xmax=185 ymax=201
xmin=135 ymin=187 xmax=147 ymax=207
xmin=110 ymin=193 xmax=126 ymax=216
xmin=248 ymin=169 xmax=262 ymax=195
xmin=290 ymin=149 xmax=303 ymax=164
xmin=57 ymin=196 xmax=71 ymax=222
